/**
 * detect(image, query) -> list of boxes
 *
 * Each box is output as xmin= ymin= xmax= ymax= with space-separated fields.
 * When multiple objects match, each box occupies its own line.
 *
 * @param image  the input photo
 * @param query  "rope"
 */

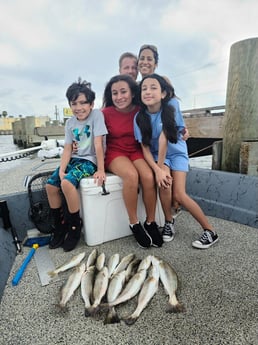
xmin=188 ymin=144 xmax=214 ymax=158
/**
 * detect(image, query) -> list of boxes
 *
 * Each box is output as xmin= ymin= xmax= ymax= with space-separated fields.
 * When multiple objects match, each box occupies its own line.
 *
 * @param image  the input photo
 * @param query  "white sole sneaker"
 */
xmin=192 ymin=237 xmax=219 ymax=249
xmin=162 ymin=235 xmax=175 ymax=242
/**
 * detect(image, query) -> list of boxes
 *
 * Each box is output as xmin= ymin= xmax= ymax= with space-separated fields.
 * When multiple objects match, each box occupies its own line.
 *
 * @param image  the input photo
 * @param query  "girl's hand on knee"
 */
xmin=160 ymin=176 xmax=172 ymax=189
xmin=155 ymin=170 xmax=172 ymax=189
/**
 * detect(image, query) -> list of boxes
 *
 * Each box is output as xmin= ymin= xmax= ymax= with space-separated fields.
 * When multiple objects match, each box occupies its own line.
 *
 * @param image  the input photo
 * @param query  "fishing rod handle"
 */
xmin=0 ymin=200 xmax=12 ymax=229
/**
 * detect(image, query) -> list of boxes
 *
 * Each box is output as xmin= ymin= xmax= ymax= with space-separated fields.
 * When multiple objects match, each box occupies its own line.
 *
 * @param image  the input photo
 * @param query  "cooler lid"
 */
xmin=80 ymin=173 xmax=122 ymax=189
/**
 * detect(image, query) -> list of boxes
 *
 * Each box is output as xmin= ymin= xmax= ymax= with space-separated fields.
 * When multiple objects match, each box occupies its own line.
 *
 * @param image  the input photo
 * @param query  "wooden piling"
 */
xmin=221 ymin=37 xmax=258 ymax=173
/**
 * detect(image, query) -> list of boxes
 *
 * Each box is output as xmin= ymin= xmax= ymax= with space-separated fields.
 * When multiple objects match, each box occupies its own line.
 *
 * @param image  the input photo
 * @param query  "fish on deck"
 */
xmin=158 ymin=259 xmax=185 ymax=313
xmin=104 ymin=268 xmax=147 ymax=308
xmin=48 ymin=252 xmax=86 ymax=278
xmin=88 ymin=266 xmax=109 ymax=315
xmin=58 ymin=263 xmax=86 ymax=310
xmin=81 ymin=265 xmax=95 ymax=317
xmin=104 ymin=270 xmax=127 ymax=324
xmin=123 ymin=264 xmax=159 ymax=325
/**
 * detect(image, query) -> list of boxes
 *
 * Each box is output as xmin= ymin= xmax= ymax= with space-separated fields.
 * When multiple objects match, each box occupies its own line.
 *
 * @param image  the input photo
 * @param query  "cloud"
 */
xmin=0 ymin=0 xmax=257 ymax=116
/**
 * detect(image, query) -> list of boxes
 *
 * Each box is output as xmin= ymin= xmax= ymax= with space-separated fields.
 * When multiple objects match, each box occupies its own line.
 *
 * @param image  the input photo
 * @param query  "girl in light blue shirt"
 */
xmin=134 ymin=74 xmax=218 ymax=249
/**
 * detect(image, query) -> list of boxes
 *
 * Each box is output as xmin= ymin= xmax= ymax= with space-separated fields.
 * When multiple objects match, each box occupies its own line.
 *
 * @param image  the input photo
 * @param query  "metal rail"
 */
xmin=0 ymin=146 xmax=42 ymax=162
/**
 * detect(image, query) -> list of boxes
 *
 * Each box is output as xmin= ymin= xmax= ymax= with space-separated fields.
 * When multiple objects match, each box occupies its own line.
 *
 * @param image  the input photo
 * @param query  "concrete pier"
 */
xmin=222 ymin=37 xmax=258 ymax=173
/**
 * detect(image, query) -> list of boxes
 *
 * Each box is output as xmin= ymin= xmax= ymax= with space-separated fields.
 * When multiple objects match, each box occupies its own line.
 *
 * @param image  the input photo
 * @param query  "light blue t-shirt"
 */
xmin=134 ymin=98 xmax=189 ymax=172
xmin=65 ymin=109 xmax=108 ymax=165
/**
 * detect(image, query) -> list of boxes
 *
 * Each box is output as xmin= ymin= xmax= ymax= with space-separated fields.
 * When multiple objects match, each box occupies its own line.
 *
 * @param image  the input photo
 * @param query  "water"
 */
xmin=1 ymin=135 xmax=17 ymax=153
xmin=0 ymin=135 xmax=212 ymax=172
xmin=0 ymin=135 xmax=33 ymax=172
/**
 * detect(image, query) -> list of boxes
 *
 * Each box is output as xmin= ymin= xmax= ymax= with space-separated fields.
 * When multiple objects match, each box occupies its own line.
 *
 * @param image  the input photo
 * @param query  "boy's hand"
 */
xmin=93 ymin=170 xmax=106 ymax=186
xmin=59 ymin=170 xmax=66 ymax=180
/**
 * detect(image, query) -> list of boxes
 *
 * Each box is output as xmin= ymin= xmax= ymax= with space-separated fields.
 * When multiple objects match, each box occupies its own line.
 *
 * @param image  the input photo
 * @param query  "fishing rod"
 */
xmin=0 ymin=200 xmax=23 ymax=254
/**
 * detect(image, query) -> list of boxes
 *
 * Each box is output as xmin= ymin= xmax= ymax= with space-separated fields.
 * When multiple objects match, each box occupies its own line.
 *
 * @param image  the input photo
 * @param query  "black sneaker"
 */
xmin=144 ymin=221 xmax=163 ymax=247
xmin=49 ymin=222 xmax=68 ymax=249
xmin=130 ymin=222 xmax=152 ymax=249
xmin=62 ymin=221 xmax=82 ymax=252
xmin=192 ymin=230 xmax=218 ymax=249
xmin=162 ymin=220 xmax=175 ymax=242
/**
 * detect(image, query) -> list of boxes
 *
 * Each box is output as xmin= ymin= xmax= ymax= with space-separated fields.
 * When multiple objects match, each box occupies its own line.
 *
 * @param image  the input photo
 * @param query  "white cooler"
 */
xmin=80 ymin=174 xmax=164 ymax=246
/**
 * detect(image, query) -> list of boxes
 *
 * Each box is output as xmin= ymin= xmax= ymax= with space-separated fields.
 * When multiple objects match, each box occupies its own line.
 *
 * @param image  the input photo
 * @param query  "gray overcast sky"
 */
xmin=0 ymin=0 xmax=257 ymax=119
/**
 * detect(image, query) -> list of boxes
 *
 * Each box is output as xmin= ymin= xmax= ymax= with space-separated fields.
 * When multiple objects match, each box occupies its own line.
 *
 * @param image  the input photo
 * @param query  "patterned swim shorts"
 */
xmin=47 ymin=158 xmax=97 ymax=188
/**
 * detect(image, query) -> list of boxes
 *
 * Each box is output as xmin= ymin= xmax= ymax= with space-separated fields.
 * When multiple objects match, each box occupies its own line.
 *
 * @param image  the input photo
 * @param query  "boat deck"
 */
xmin=0 ymin=211 xmax=257 ymax=345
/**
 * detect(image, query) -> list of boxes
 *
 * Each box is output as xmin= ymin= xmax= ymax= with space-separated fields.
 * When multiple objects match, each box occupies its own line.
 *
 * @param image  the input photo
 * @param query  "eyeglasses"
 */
xmin=139 ymin=44 xmax=158 ymax=53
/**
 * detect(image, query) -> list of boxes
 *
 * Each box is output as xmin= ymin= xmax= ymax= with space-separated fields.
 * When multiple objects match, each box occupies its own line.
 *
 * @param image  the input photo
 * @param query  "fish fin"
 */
xmin=122 ymin=316 xmax=137 ymax=326
xmin=104 ymin=308 xmax=120 ymax=324
xmin=93 ymin=305 xmax=101 ymax=315
xmin=87 ymin=306 xmax=99 ymax=316
xmin=84 ymin=308 xmax=91 ymax=317
xmin=48 ymin=271 xmax=57 ymax=278
xmin=166 ymin=302 xmax=185 ymax=313
xmin=55 ymin=303 xmax=68 ymax=313
xmin=86 ymin=306 xmax=94 ymax=316
xmin=98 ymin=303 xmax=109 ymax=311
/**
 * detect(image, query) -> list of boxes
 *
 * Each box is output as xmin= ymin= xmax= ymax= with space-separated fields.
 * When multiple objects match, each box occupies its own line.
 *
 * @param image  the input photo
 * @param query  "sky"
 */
xmin=0 ymin=0 xmax=257 ymax=121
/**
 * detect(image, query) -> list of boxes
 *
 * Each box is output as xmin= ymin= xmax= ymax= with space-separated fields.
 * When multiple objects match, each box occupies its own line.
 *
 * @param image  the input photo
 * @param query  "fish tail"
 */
xmin=55 ymin=303 xmax=68 ymax=313
xmin=84 ymin=308 xmax=91 ymax=317
xmin=86 ymin=306 xmax=96 ymax=316
xmin=123 ymin=316 xmax=137 ymax=326
xmin=99 ymin=303 xmax=110 ymax=311
xmin=48 ymin=271 xmax=57 ymax=278
xmin=93 ymin=305 xmax=101 ymax=315
xmin=166 ymin=302 xmax=185 ymax=313
xmin=104 ymin=307 xmax=120 ymax=324
xmin=88 ymin=305 xmax=101 ymax=316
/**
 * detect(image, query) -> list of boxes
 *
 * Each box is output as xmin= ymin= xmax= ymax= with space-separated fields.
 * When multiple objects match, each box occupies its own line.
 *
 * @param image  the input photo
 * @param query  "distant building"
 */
xmin=0 ymin=117 xmax=16 ymax=134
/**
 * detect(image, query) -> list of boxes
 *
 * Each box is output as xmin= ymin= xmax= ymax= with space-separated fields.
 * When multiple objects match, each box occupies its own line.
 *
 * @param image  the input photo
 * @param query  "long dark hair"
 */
xmin=136 ymin=74 xmax=178 ymax=146
xmin=102 ymin=75 xmax=140 ymax=108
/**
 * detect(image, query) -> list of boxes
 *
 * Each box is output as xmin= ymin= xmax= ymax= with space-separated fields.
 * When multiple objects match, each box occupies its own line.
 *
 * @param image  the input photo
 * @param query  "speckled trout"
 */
xmin=58 ymin=262 xmax=85 ymax=310
xmin=123 ymin=264 xmax=159 ymax=325
xmin=88 ymin=266 xmax=109 ymax=315
xmin=104 ymin=268 xmax=147 ymax=307
xmin=81 ymin=265 xmax=95 ymax=316
xmin=48 ymin=252 xmax=86 ymax=278
xmin=158 ymin=260 xmax=185 ymax=313
xmin=111 ymin=253 xmax=135 ymax=277
xmin=104 ymin=270 xmax=127 ymax=324
xmin=86 ymin=249 xmax=98 ymax=269
xmin=96 ymin=252 xmax=106 ymax=271
xmin=107 ymin=253 xmax=120 ymax=278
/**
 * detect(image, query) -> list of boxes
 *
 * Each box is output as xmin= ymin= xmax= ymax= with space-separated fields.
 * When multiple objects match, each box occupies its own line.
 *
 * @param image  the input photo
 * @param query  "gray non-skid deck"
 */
xmin=0 ymin=211 xmax=257 ymax=345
